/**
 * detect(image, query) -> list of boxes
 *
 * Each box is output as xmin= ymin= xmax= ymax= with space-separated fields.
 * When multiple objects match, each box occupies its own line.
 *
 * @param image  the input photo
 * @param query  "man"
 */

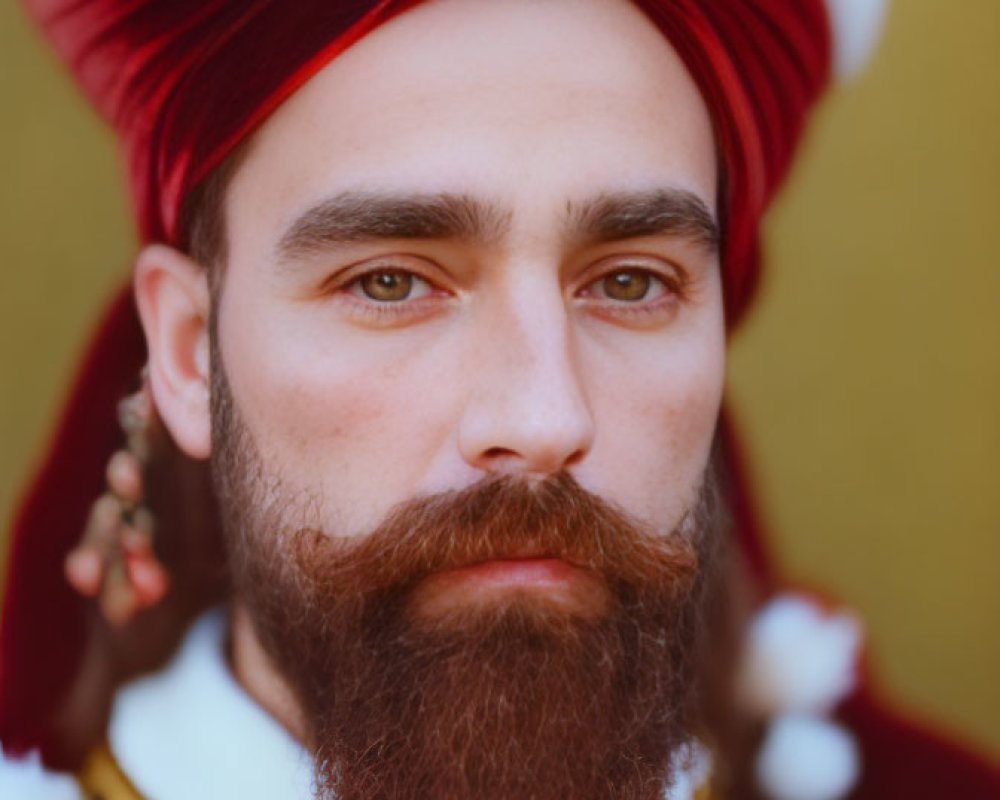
xmin=1 ymin=1 xmax=997 ymax=798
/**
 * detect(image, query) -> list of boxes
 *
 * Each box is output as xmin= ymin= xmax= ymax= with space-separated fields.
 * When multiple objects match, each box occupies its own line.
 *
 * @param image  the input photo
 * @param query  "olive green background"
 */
xmin=2 ymin=0 xmax=997 ymax=761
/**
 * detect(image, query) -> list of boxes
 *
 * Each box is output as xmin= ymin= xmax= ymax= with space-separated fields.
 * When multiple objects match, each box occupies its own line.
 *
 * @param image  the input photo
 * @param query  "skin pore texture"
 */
xmin=135 ymin=0 xmax=727 ymax=795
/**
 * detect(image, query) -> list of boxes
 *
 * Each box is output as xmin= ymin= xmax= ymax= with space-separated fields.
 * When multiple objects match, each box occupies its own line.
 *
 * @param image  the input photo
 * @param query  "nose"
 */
xmin=457 ymin=283 xmax=595 ymax=477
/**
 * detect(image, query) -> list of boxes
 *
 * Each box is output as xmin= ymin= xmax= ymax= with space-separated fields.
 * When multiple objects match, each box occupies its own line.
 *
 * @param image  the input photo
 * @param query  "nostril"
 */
xmin=484 ymin=446 xmax=517 ymax=459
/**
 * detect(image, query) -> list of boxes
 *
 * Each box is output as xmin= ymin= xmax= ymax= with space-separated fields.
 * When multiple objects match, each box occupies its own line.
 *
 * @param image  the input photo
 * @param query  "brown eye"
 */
xmin=601 ymin=270 xmax=652 ymax=302
xmin=358 ymin=270 xmax=414 ymax=302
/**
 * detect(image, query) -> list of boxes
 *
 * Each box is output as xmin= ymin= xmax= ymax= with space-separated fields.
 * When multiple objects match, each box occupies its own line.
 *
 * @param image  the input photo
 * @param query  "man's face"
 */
xmin=201 ymin=1 xmax=728 ymax=795
xmin=213 ymin=0 xmax=725 ymax=596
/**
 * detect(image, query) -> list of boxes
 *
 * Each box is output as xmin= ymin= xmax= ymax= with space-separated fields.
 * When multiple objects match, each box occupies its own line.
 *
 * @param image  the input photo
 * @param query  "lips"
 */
xmin=466 ymin=543 xmax=587 ymax=570
xmin=447 ymin=556 xmax=580 ymax=583
xmin=410 ymin=555 xmax=609 ymax=620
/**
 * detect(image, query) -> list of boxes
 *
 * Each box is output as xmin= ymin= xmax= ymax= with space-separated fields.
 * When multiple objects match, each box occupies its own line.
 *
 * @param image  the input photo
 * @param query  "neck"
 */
xmin=228 ymin=601 xmax=309 ymax=746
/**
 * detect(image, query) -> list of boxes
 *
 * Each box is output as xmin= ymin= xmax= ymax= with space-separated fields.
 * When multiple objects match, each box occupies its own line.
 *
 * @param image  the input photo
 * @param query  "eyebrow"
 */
xmin=276 ymin=186 xmax=719 ymax=264
xmin=277 ymin=191 xmax=511 ymax=262
xmin=565 ymin=189 xmax=719 ymax=253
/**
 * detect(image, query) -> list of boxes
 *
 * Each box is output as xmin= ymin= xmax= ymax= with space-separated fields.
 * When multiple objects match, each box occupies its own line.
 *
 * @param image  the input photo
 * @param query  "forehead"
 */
xmin=226 ymin=0 xmax=717 ymax=248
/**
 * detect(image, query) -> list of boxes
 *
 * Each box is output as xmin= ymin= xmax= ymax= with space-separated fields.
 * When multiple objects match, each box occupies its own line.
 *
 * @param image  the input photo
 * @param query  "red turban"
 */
xmin=4 ymin=0 xmax=997 ymax=793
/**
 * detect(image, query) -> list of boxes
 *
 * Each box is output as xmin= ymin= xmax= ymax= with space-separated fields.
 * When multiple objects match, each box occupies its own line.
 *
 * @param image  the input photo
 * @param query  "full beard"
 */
xmin=210 ymin=362 xmax=730 ymax=800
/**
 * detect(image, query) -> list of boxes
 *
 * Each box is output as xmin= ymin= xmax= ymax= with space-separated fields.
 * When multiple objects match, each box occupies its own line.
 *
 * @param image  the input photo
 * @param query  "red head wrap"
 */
xmin=2 ymin=0 xmax=831 ymax=768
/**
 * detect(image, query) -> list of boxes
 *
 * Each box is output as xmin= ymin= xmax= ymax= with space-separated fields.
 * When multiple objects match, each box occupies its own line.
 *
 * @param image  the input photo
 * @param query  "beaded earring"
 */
xmin=63 ymin=371 xmax=170 ymax=626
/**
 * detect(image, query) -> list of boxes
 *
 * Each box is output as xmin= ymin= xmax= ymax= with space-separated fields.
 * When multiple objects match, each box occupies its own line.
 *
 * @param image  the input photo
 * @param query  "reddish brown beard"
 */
xmin=211 ymin=363 xmax=727 ymax=800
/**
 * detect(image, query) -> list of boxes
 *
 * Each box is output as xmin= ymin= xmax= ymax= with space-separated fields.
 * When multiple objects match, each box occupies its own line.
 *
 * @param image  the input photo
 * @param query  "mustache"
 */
xmin=287 ymin=471 xmax=707 ymax=599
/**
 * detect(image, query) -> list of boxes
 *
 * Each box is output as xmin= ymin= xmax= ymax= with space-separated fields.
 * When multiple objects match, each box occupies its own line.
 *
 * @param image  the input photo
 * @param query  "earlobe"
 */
xmin=134 ymin=244 xmax=213 ymax=460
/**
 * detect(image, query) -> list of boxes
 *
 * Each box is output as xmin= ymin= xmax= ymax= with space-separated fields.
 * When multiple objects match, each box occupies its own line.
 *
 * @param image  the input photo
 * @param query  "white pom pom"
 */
xmin=756 ymin=715 xmax=861 ymax=800
xmin=737 ymin=595 xmax=861 ymax=717
xmin=823 ymin=0 xmax=891 ymax=82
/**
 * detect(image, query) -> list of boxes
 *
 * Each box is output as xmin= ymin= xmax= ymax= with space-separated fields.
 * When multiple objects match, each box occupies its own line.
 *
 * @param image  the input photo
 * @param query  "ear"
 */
xmin=134 ymin=244 xmax=212 ymax=460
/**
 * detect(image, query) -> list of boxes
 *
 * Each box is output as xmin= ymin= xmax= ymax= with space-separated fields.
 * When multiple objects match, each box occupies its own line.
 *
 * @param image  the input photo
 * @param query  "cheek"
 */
xmin=578 ymin=315 xmax=725 ymax=528
xmin=216 ymin=293 xmax=461 ymax=529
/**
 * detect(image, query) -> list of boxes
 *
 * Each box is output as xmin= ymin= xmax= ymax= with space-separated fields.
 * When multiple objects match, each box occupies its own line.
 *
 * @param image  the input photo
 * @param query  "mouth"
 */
xmin=410 ymin=555 xmax=608 ymax=619
xmin=444 ymin=555 xmax=580 ymax=582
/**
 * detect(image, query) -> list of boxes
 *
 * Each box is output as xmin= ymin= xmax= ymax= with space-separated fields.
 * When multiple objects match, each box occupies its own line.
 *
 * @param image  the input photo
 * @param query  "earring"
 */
xmin=64 ymin=370 xmax=171 ymax=626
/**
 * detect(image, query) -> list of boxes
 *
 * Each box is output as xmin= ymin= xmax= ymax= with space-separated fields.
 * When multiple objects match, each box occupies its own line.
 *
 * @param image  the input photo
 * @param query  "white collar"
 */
xmin=109 ymin=609 xmax=709 ymax=799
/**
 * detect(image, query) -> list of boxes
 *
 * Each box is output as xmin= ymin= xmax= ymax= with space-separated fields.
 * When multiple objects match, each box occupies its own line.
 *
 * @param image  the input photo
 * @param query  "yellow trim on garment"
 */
xmin=693 ymin=777 xmax=717 ymax=800
xmin=75 ymin=741 xmax=145 ymax=800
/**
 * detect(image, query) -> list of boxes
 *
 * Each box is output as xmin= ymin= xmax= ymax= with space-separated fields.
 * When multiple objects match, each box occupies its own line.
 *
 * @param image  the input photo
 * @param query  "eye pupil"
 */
xmin=361 ymin=271 xmax=413 ymax=302
xmin=603 ymin=270 xmax=650 ymax=302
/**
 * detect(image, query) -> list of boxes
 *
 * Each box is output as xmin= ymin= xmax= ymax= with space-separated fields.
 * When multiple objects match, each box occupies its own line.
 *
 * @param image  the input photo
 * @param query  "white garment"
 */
xmin=0 ymin=747 xmax=79 ymax=799
xmin=0 ymin=611 xmax=314 ymax=800
xmin=108 ymin=610 xmax=316 ymax=799
xmin=0 ymin=609 xmax=709 ymax=799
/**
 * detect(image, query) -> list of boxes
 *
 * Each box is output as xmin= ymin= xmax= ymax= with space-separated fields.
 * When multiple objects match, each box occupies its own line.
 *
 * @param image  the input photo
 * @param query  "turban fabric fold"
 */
xmin=3 ymin=0 xmax=998 ymax=794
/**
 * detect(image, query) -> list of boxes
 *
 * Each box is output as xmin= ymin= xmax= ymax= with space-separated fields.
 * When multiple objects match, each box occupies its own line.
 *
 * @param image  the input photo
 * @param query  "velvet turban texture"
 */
xmin=5 ymin=2 xmax=996 ymax=795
